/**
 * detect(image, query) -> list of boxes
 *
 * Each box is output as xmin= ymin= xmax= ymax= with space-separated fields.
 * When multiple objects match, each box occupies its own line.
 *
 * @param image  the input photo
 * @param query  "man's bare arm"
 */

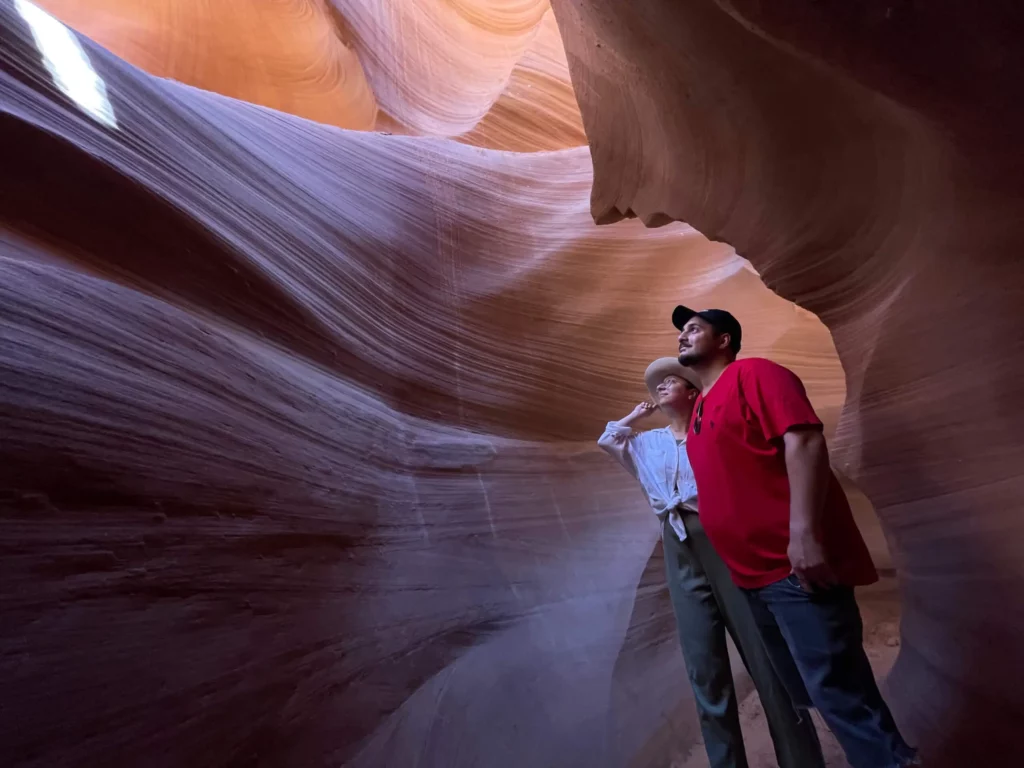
xmin=784 ymin=428 xmax=836 ymax=589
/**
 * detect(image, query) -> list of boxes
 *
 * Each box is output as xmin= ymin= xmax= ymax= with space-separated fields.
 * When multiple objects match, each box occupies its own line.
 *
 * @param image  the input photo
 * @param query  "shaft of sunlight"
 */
xmin=15 ymin=0 xmax=117 ymax=129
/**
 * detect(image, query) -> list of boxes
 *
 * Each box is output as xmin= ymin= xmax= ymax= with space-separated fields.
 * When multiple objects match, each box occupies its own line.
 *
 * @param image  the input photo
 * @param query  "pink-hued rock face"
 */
xmin=2 ymin=0 xmax=1018 ymax=765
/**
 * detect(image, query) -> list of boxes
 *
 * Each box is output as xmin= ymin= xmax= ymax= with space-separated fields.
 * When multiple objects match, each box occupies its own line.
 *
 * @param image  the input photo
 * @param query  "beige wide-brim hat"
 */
xmin=643 ymin=357 xmax=701 ymax=401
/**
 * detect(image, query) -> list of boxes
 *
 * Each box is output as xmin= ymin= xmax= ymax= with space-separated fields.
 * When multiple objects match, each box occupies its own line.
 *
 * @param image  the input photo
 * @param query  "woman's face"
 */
xmin=655 ymin=375 xmax=697 ymax=410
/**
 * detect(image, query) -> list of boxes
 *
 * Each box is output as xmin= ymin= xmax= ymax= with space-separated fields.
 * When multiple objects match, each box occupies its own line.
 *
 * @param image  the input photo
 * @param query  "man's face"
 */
xmin=678 ymin=316 xmax=722 ymax=365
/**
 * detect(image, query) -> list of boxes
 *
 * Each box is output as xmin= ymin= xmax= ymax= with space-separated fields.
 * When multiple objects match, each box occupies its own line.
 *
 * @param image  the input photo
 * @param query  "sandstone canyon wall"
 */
xmin=2 ymin=0 xmax=1015 ymax=766
xmin=550 ymin=0 xmax=1024 ymax=765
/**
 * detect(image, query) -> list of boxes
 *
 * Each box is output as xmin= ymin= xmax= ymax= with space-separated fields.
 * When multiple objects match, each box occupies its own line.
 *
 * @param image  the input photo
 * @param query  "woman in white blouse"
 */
xmin=598 ymin=358 xmax=824 ymax=768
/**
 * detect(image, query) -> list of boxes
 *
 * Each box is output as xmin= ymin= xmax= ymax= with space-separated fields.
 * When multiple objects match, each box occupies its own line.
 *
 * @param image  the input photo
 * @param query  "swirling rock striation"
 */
xmin=1 ymin=1 xmax=901 ymax=767
xmin=551 ymin=0 xmax=1024 ymax=765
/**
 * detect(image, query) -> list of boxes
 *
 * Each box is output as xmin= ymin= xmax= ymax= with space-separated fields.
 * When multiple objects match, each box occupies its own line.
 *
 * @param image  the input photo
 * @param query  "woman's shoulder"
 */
xmin=635 ymin=425 xmax=673 ymax=443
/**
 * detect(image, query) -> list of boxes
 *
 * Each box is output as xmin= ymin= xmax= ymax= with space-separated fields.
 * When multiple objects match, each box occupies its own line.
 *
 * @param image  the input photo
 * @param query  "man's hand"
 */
xmin=788 ymin=528 xmax=836 ymax=591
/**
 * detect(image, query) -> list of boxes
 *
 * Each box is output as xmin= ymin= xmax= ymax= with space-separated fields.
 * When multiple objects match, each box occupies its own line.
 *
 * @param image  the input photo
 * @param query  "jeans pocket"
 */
xmin=779 ymin=573 xmax=819 ymax=598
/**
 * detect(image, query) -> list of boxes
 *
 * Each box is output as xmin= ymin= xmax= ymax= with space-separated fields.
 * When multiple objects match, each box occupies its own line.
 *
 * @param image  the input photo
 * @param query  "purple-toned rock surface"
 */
xmin=3 ymin=1 xmax=1021 ymax=765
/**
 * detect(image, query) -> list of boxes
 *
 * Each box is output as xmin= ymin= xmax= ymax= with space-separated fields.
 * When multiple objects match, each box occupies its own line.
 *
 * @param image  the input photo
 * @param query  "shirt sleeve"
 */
xmin=597 ymin=421 xmax=642 ymax=479
xmin=740 ymin=360 xmax=822 ymax=442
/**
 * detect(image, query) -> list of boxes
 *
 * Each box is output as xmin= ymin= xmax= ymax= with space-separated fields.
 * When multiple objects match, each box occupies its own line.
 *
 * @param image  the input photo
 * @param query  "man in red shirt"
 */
xmin=675 ymin=305 xmax=920 ymax=768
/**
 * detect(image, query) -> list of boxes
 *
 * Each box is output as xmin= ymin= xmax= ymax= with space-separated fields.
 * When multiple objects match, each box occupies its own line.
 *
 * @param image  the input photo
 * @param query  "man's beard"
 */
xmin=678 ymin=349 xmax=701 ymax=366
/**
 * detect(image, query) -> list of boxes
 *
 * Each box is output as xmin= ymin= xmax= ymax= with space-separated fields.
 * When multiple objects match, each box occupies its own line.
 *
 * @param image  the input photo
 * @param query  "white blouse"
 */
xmin=597 ymin=422 xmax=699 ymax=542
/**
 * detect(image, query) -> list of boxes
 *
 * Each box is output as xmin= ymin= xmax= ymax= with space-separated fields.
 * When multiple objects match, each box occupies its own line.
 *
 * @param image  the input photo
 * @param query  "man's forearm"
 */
xmin=784 ymin=430 xmax=830 ymax=535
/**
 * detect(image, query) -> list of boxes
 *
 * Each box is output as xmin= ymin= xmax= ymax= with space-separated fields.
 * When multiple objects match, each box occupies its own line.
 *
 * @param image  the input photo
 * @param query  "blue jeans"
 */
xmin=664 ymin=516 xmax=824 ymax=768
xmin=743 ymin=575 xmax=918 ymax=768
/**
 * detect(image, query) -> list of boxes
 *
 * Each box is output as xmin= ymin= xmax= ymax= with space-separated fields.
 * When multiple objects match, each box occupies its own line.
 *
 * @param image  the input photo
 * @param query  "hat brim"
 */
xmin=672 ymin=305 xmax=697 ymax=330
xmin=643 ymin=357 xmax=700 ymax=400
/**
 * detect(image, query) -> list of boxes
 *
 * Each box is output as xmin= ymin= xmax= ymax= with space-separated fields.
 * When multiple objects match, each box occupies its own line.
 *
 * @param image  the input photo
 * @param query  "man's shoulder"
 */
xmin=734 ymin=357 xmax=791 ymax=372
xmin=732 ymin=358 xmax=810 ymax=400
xmin=734 ymin=357 xmax=800 ymax=380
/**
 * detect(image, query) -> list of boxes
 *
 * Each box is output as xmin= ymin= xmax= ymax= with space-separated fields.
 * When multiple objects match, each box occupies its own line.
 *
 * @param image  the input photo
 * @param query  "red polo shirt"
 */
xmin=686 ymin=358 xmax=877 ymax=589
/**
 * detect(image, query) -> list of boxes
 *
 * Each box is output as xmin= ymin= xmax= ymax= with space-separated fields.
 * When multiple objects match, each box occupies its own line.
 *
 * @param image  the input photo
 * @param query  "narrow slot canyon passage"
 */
xmin=2 ymin=2 xmax=1022 ymax=767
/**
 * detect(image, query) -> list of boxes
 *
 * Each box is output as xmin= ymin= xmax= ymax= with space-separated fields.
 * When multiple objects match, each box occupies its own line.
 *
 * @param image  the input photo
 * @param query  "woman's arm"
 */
xmin=597 ymin=402 xmax=658 ymax=475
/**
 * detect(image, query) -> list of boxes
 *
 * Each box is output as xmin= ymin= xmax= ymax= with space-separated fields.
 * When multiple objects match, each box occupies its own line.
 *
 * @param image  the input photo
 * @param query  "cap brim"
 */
xmin=672 ymin=305 xmax=697 ymax=330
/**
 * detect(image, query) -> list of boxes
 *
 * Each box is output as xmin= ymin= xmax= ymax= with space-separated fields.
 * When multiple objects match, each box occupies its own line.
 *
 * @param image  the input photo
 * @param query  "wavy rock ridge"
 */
xmin=4 ymin=0 xmax=1017 ymax=766
xmin=551 ymin=1 xmax=1024 ymax=765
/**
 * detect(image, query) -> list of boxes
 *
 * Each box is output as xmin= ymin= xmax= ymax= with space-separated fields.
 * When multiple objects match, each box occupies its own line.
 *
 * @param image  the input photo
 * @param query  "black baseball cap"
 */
xmin=672 ymin=306 xmax=742 ymax=353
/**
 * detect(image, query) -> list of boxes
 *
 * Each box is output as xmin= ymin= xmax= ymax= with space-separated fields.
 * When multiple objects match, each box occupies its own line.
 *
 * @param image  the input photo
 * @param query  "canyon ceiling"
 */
xmin=1 ymin=1 xmax=1022 ymax=766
